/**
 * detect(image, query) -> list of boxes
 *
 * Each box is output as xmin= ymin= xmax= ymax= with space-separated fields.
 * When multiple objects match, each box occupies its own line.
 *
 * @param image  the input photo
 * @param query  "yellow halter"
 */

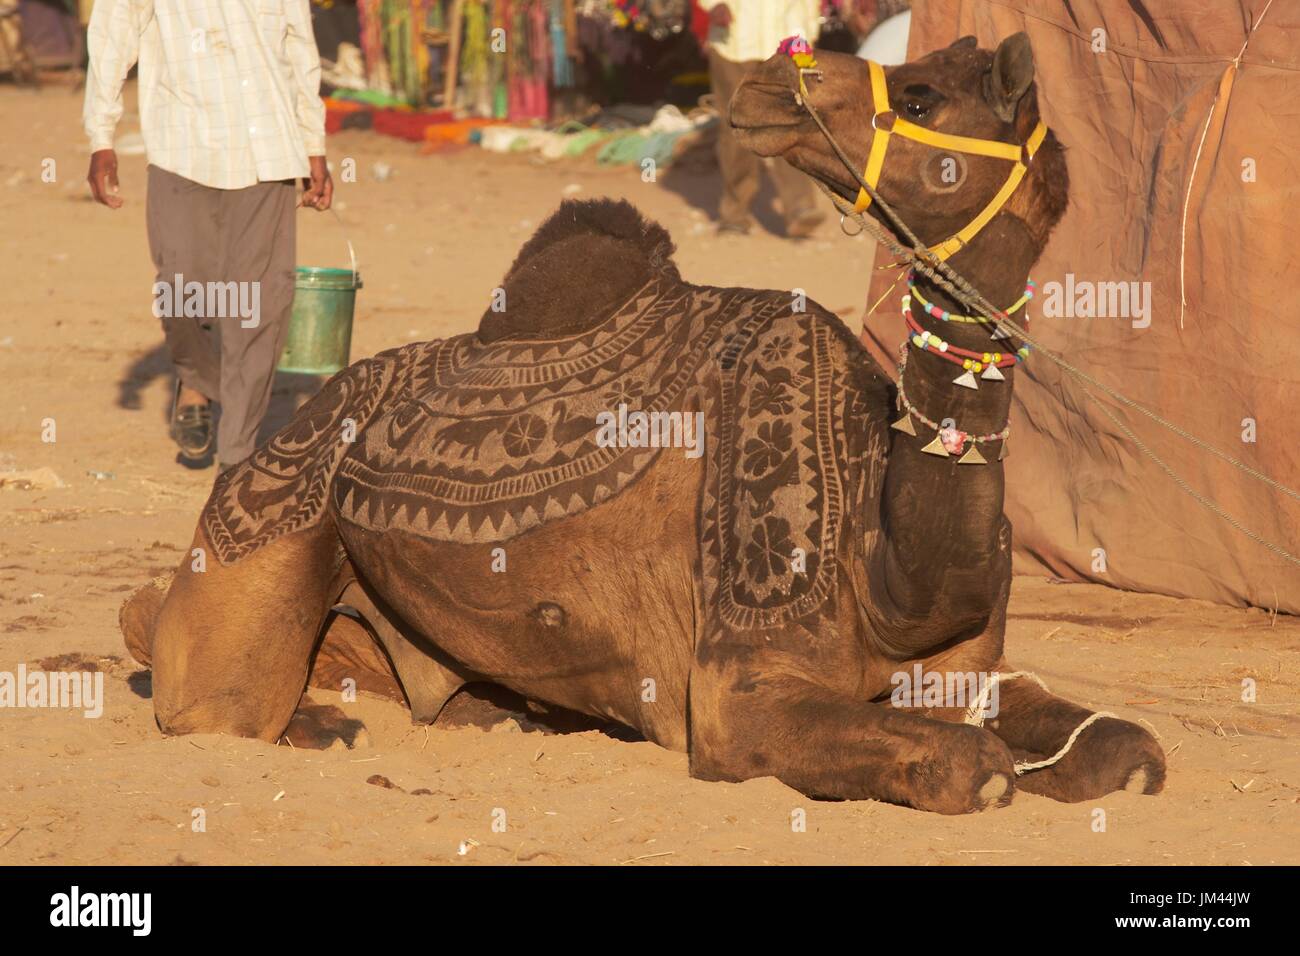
xmin=853 ymin=60 xmax=1047 ymax=262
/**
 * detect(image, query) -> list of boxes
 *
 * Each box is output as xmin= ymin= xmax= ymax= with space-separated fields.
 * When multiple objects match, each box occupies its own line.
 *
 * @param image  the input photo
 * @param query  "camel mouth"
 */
xmin=729 ymin=114 xmax=807 ymax=159
xmin=807 ymin=167 xmax=858 ymax=205
xmin=730 ymin=118 xmax=805 ymax=132
xmin=730 ymin=76 xmax=868 ymax=211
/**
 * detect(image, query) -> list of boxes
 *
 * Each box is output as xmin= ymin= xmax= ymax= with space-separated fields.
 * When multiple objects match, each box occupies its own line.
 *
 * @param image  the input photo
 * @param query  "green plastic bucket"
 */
xmin=279 ymin=256 xmax=362 ymax=375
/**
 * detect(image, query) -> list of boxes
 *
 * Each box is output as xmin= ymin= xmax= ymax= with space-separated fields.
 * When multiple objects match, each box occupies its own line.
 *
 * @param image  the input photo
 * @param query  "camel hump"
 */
xmin=478 ymin=198 xmax=681 ymax=344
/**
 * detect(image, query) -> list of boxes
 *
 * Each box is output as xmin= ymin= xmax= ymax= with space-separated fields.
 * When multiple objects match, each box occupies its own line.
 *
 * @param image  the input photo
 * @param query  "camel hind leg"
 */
xmin=336 ymin=579 xmax=470 ymax=724
xmin=121 ymin=541 xmax=465 ymax=736
xmin=147 ymin=516 xmax=352 ymax=741
xmin=126 ymin=342 xmax=431 ymax=739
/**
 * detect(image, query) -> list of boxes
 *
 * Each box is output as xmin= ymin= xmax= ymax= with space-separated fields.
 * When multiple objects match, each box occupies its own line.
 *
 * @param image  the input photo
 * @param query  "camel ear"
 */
xmin=949 ymin=35 xmax=978 ymax=50
xmin=985 ymin=32 xmax=1035 ymax=123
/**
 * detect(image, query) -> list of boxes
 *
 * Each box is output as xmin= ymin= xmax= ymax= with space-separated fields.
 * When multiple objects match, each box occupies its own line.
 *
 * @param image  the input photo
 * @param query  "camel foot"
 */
xmin=977 ymin=771 xmax=1013 ymax=807
xmin=985 ymin=672 xmax=1167 ymax=803
xmin=1013 ymin=716 xmax=1166 ymax=802
xmin=868 ymin=714 xmax=1020 ymax=814
xmin=1124 ymin=766 xmax=1151 ymax=793
xmin=939 ymin=723 xmax=1018 ymax=814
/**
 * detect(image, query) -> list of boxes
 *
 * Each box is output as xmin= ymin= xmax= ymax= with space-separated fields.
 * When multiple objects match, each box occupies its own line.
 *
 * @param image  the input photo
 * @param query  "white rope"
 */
xmin=1014 ymin=710 xmax=1117 ymax=775
xmin=962 ymin=671 xmax=1117 ymax=776
xmin=962 ymin=670 xmax=1046 ymax=727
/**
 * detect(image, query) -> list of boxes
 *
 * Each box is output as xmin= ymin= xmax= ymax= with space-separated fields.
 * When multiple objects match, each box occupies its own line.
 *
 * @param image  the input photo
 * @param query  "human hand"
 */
xmin=300 ymin=155 xmax=333 ymax=210
xmin=87 ymin=149 xmax=123 ymax=208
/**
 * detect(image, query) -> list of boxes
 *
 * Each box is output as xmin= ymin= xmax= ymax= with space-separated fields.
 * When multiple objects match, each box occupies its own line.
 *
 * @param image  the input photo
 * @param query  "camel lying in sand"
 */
xmin=122 ymin=34 xmax=1164 ymax=813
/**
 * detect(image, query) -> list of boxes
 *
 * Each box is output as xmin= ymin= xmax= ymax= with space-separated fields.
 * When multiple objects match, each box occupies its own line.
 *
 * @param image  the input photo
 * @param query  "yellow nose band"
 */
xmin=853 ymin=60 xmax=1047 ymax=262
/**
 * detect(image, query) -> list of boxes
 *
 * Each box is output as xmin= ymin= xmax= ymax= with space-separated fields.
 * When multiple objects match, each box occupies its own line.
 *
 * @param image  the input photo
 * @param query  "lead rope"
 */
xmin=795 ymin=68 xmax=1300 ymax=570
xmin=962 ymin=672 xmax=1118 ymax=775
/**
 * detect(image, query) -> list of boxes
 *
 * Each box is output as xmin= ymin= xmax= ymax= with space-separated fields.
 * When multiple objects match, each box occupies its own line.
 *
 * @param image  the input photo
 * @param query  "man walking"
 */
xmin=698 ymin=0 xmax=824 ymax=238
xmin=84 ymin=0 xmax=332 ymax=473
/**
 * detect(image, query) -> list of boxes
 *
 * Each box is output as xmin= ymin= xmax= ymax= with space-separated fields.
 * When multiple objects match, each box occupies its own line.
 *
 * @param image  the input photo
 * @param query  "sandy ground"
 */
xmin=1 ymin=81 xmax=1298 ymax=866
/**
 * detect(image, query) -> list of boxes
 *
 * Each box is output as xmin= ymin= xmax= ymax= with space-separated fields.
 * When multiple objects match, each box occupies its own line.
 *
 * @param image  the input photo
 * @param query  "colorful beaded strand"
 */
xmin=907 ymin=271 xmax=1035 ymax=324
xmin=901 ymin=299 xmax=1030 ymax=374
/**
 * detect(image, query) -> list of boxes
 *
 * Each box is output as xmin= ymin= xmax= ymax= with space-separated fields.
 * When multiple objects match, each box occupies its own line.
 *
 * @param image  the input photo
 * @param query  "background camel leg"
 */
xmin=309 ymin=609 xmax=405 ymax=703
xmin=148 ymin=517 xmax=350 ymax=741
xmin=981 ymin=674 xmax=1166 ymax=801
xmin=337 ymin=579 xmax=470 ymax=724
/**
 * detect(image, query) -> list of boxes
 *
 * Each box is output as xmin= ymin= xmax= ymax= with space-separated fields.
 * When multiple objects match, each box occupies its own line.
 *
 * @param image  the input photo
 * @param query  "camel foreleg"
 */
xmin=688 ymin=655 xmax=1018 ymax=814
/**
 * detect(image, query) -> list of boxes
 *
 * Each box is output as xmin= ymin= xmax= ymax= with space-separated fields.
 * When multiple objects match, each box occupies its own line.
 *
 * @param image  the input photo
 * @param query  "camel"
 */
xmin=121 ymin=34 xmax=1166 ymax=814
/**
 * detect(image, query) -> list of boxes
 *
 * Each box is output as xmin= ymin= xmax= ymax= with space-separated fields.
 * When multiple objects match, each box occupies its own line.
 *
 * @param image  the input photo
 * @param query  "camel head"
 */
xmin=730 ymin=34 xmax=1069 ymax=260
xmin=734 ymin=36 xmax=1073 ymax=653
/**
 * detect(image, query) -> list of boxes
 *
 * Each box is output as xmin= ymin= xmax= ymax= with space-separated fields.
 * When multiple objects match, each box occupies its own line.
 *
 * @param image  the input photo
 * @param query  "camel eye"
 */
xmin=901 ymin=84 xmax=942 ymax=122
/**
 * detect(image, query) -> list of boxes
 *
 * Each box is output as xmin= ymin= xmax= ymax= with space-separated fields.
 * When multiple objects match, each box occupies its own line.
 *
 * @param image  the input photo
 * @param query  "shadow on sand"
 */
xmin=116 ymin=343 xmax=329 ymax=469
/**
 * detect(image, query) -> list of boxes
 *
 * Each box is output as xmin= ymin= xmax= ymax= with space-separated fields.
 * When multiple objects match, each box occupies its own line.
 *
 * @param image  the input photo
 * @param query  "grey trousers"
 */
xmin=145 ymin=164 xmax=296 ymax=465
xmin=709 ymin=50 xmax=818 ymax=230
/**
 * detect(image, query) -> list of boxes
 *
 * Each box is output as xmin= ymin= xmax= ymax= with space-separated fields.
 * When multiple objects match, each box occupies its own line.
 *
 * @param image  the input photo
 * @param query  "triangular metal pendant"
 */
xmin=958 ymin=444 xmax=987 ymax=465
xmin=920 ymin=434 xmax=950 ymax=457
xmin=998 ymin=438 xmax=1009 ymax=461
xmin=981 ymin=363 xmax=1005 ymax=381
xmin=991 ymin=324 xmax=1013 ymax=340
xmin=890 ymin=413 xmax=916 ymax=436
xmin=953 ymin=370 xmax=979 ymax=390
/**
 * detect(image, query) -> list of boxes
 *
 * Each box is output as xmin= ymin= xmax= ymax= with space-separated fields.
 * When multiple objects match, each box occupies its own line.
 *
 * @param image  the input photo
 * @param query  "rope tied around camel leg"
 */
xmin=961 ymin=671 xmax=1117 ymax=776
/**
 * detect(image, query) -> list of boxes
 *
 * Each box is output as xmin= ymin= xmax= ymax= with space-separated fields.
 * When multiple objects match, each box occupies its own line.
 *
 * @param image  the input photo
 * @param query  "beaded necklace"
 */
xmin=888 ymin=271 xmax=1037 ymax=460
xmin=901 ymin=290 xmax=1031 ymax=390
xmin=890 ymin=351 xmax=1010 ymax=464
xmin=907 ymin=271 xmax=1035 ymax=325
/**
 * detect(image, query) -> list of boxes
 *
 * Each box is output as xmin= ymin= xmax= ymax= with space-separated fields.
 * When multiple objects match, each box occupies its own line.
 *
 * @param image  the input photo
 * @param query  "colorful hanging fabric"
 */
xmin=550 ymin=0 xmax=574 ymax=88
xmin=460 ymin=0 xmax=492 ymax=115
xmin=503 ymin=1 xmax=548 ymax=121
xmin=354 ymin=0 xmax=441 ymax=106
xmin=491 ymin=0 xmax=509 ymax=118
xmin=356 ymin=0 xmax=392 ymax=95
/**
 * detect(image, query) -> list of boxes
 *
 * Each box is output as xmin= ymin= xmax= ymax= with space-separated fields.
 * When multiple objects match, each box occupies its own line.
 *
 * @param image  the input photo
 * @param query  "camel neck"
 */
xmin=916 ymin=213 xmax=1040 ymax=314
xmin=868 ymin=232 xmax=1035 ymax=654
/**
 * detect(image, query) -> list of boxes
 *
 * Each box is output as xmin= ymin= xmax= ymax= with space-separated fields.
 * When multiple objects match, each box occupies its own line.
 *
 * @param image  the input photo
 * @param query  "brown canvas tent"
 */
xmin=859 ymin=0 xmax=1300 ymax=613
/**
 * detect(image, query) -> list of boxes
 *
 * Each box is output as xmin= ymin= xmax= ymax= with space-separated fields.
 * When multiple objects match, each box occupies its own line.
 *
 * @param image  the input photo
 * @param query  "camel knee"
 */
xmin=148 ymin=600 xmax=308 ymax=742
xmin=152 ymin=638 xmax=298 ymax=741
